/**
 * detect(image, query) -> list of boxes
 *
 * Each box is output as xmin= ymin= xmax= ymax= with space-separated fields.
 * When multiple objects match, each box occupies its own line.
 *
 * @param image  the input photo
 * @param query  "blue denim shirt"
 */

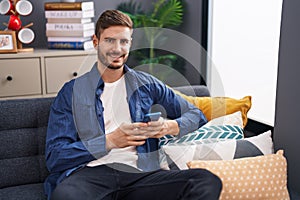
xmin=44 ymin=64 xmax=207 ymax=198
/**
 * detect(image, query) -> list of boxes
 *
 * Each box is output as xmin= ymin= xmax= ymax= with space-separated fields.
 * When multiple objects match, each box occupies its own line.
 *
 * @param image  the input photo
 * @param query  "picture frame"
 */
xmin=0 ymin=31 xmax=18 ymax=53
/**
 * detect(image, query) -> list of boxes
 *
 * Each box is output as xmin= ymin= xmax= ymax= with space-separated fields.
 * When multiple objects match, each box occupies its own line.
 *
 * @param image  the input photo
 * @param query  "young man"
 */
xmin=45 ymin=10 xmax=222 ymax=200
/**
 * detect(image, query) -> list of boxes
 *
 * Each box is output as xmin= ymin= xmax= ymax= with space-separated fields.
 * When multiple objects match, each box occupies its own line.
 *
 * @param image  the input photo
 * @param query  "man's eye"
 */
xmin=120 ymin=39 xmax=129 ymax=45
xmin=105 ymin=38 xmax=114 ymax=43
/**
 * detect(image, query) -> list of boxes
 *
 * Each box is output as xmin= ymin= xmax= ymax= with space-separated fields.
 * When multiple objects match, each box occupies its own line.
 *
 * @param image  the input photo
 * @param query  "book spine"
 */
xmin=44 ymin=2 xmax=94 ymax=11
xmin=48 ymin=41 xmax=84 ymax=50
xmin=47 ymin=18 xmax=92 ymax=24
xmin=46 ymin=29 xmax=94 ymax=37
xmin=45 ymin=10 xmax=94 ymax=19
xmin=45 ymin=3 xmax=83 ymax=10
xmin=46 ymin=23 xmax=94 ymax=31
xmin=47 ymin=36 xmax=91 ymax=42
xmin=47 ymin=41 xmax=93 ymax=50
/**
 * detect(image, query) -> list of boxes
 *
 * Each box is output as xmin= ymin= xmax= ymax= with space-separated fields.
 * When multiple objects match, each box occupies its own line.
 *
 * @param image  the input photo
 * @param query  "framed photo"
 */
xmin=0 ymin=31 xmax=18 ymax=53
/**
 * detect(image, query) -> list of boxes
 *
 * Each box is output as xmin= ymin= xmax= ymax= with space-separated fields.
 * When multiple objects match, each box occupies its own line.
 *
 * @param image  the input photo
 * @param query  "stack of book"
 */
xmin=45 ymin=1 xmax=95 ymax=50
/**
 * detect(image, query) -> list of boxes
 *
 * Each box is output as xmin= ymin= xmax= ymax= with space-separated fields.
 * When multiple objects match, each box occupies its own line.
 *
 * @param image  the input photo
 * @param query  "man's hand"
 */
xmin=147 ymin=119 xmax=179 ymax=139
xmin=105 ymin=119 xmax=179 ymax=150
xmin=106 ymin=122 xmax=149 ymax=150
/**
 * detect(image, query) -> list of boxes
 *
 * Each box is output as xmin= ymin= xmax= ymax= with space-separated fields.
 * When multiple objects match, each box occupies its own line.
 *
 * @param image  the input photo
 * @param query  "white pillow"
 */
xmin=159 ymin=112 xmax=245 ymax=169
xmin=161 ymin=130 xmax=273 ymax=170
xmin=159 ymin=111 xmax=243 ymax=146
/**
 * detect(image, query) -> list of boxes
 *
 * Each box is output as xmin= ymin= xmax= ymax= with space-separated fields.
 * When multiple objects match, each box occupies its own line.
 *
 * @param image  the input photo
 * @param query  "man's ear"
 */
xmin=92 ymin=34 xmax=98 ymax=48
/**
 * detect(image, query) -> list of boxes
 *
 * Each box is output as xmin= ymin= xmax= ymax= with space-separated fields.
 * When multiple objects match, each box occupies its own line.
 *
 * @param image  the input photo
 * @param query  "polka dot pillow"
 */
xmin=187 ymin=150 xmax=289 ymax=200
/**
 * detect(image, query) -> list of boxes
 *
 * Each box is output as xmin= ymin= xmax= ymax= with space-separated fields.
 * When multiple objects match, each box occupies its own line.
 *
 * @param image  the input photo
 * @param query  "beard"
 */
xmin=97 ymin=45 xmax=129 ymax=70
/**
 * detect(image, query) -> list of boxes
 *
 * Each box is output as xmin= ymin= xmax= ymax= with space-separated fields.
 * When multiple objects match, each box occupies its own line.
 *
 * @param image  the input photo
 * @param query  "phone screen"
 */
xmin=144 ymin=112 xmax=161 ymax=122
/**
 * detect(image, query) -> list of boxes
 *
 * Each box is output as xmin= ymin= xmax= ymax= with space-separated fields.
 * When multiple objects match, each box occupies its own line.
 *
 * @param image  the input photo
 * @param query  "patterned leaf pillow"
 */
xmin=159 ymin=111 xmax=244 ymax=147
xmin=159 ymin=111 xmax=244 ymax=169
xmin=161 ymin=131 xmax=273 ymax=170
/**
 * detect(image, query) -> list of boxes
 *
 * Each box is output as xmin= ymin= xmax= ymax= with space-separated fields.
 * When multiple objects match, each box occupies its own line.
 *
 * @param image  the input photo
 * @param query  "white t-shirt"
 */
xmin=87 ymin=76 xmax=138 ymax=168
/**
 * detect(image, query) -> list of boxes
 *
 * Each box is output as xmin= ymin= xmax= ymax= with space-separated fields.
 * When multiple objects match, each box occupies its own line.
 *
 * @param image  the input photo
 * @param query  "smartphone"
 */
xmin=144 ymin=112 xmax=162 ymax=122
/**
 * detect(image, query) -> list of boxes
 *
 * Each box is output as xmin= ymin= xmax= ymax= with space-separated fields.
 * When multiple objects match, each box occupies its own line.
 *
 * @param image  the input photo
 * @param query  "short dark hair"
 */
xmin=95 ymin=10 xmax=133 ymax=38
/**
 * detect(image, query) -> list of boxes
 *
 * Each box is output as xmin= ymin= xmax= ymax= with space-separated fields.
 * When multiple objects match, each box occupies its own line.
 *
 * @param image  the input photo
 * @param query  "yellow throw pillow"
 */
xmin=173 ymin=89 xmax=251 ymax=127
xmin=187 ymin=150 xmax=290 ymax=200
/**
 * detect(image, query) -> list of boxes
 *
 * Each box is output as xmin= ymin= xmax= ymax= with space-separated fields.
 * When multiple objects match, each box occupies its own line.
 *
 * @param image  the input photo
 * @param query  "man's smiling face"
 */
xmin=96 ymin=25 xmax=132 ymax=70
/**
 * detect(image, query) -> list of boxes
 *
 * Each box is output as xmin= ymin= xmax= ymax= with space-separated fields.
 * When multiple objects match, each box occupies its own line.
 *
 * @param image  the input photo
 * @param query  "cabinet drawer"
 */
xmin=0 ymin=58 xmax=41 ymax=97
xmin=45 ymin=55 xmax=96 ymax=94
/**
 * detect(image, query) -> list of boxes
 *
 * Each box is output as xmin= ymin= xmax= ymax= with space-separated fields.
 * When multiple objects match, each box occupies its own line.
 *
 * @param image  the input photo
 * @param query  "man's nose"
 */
xmin=112 ymin=41 xmax=122 ymax=51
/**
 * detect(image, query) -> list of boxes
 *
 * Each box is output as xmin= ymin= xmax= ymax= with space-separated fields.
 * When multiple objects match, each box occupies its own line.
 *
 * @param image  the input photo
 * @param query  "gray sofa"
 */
xmin=0 ymin=97 xmax=53 ymax=200
xmin=0 ymin=85 xmax=210 ymax=200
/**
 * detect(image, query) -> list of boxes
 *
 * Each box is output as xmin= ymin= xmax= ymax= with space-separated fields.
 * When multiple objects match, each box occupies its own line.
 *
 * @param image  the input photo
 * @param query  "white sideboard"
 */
xmin=0 ymin=49 xmax=97 ymax=99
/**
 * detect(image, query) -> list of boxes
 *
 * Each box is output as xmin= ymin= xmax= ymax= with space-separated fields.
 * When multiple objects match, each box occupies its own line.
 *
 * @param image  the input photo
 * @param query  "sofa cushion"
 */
xmin=187 ymin=150 xmax=289 ymax=200
xmin=159 ymin=112 xmax=245 ymax=169
xmin=161 ymin=130 xmax=273 ymax=170
xmin=0 ymin=183 xmax=47 ymax=200
xmin=0 ymin=155 xmax=48 ymax=189
xmin=0 ymin=98 xmax=53 ymax=131
xmin=159 ymin=111 xmax=244 ymax=146
xmin=173 ymin=89 xmax=251 ymax=127
xmin=0 ymin=127 xmax=46 ymax=159
xmin=0 ymin=98 xmax=53 ymax=189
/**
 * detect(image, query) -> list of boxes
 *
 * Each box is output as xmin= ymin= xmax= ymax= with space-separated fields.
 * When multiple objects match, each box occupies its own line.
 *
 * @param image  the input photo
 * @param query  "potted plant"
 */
xmin=117 ymin=0 xmax=185 ymax=81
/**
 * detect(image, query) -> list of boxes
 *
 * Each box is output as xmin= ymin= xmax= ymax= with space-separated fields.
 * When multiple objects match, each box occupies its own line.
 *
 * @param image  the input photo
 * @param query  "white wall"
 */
xmin=207 ymin=0 xmax=283 ymax=126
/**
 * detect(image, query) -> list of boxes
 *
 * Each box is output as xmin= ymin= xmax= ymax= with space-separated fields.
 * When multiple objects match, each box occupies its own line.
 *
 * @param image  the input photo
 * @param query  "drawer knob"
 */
xmin=73 ymin=72 xmax=78 ymax=77
xmin=6 ymin=76 xmax=13 ymax=81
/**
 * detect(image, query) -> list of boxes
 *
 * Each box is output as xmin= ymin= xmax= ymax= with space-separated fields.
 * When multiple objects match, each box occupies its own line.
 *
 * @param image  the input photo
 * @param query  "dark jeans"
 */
xmin=51 ymin=163 xmax=222 ymax=200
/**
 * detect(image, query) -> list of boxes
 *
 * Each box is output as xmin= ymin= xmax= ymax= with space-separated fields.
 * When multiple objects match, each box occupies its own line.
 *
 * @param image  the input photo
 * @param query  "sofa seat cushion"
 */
xmin=0 ymin=155 xmax=49 ymax=188
xmin=0 ymin=183 xmax=47 ymax=200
